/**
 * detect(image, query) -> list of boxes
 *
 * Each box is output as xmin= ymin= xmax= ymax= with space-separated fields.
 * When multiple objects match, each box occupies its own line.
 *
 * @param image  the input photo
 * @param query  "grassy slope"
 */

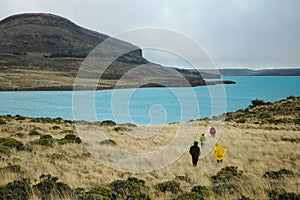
xmin=0 ymin=97 xmax=299 ymax=199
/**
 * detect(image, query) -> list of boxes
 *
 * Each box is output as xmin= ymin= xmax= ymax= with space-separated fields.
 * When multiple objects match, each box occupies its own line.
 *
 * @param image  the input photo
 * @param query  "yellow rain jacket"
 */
xmin=214 ymin=144 xmax=227 ymax=160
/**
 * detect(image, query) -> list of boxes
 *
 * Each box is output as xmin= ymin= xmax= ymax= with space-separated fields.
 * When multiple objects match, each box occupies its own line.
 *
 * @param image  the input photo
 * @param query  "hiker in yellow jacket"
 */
xmin=214 ymin=144 xmax=227 ymax=163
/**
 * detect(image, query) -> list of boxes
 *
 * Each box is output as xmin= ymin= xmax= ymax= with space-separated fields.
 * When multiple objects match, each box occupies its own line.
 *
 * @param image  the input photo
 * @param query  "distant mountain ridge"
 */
xmin=0 ymin=13 xmax=220 ymax=91
xmin=216 ymin=68 xmax=300 ymax=76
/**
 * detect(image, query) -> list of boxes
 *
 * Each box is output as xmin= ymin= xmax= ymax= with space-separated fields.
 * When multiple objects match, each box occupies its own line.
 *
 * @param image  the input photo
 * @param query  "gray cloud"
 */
xmin=0 ymin=0 xmax=299 ymax=68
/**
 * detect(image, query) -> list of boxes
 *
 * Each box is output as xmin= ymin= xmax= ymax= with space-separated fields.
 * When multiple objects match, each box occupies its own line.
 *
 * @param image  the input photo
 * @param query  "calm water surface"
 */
xmin=1 ymin=76 xmax=300 ymax=124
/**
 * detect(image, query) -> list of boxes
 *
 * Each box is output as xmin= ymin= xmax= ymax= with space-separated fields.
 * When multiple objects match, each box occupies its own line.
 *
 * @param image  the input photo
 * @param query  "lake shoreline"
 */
xmin=0 ymin=80 xmax=235 ymax=92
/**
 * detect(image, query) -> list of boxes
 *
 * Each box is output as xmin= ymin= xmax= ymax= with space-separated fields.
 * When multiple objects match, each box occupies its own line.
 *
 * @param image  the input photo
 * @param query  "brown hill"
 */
xmin=0 ymin=13 xmax=219 ymax=91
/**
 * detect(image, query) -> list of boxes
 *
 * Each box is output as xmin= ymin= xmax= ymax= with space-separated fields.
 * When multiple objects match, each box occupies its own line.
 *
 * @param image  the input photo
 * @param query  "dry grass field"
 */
xmin=0 ymin=97 xmax=299 ymax=199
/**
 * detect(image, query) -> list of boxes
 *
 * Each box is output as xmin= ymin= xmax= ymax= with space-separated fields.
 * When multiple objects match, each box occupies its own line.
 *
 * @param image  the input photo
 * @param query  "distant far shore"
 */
xmin=0 ymin=79 xmax=235 ymax=91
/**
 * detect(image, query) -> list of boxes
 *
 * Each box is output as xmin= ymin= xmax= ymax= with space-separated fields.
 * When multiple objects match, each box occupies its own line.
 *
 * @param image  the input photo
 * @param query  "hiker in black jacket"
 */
xmin=189 ymin=141 xmax=201 ymax=166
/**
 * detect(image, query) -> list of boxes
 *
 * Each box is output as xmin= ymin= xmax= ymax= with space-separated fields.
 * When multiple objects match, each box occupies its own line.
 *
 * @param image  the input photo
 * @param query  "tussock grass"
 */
xmin=0 ymin=97 xmax=299 ymax=199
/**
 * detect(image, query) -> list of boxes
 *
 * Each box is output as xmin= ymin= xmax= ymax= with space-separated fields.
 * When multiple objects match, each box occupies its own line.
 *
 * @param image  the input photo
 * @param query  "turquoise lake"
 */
xmin=1 ymin=76 xmax=300 ymax=124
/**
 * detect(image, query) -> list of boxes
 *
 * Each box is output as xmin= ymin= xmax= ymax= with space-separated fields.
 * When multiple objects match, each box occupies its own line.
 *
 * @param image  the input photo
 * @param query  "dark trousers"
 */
xmin=192 ymin=156 xmax=199 ymax=166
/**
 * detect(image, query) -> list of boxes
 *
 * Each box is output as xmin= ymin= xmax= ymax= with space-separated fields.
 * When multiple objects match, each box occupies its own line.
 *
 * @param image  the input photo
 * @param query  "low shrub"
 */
xmin=172 ymin=192 xmax=204 ymax=200
xmin=121 ymin=123 xmax=137 ymax=127
xmin=250 ymin=99 xmax=266 ymax=107
xmin=0 ymin=179 xmax=32 ymax=200
xmin=114 ymin=127 xmax=121 ymax=132
xmin=191 ymin=185 xmax=210 ymax=197
xmin=28 ymin=129 xmax=41 ymax=136
xmin=58 ymin=134 xmax=81 ymax=144
xmin=33 ymin=174 xmax=73 ymax=200
xmin=0 ymin=164 xmax=23 ymax=174
xmin=30 ymin=117 xmax=63 ymax=124
xmin=281 ymin=137 xmax=300 ymax=143
xmin=263 ymin=169 xmax=294 ymax=179
xmin=236 ymin=195 xmax=253 ymax=200
xmin=15 ymin=115 xmax=26 ymax=120
xmin=52 ymin=125 xmax=60 ymax=130
xmin=294 ymin=118 xmax=300 ymax=125
xmin=0 ymin=119 xmax=6 ymax=124
xmin=268 ymin=188 xmax=300 ymax=200
xmin=155 ymin=180 xmax=181 ymax=194
xmin=0 ymin=145 xmax=10 ymax=155
xmin=29 ymin=135 xmax=54 ymax=147
xmin=125 ymin=192 xmax=151 ymax=200
xmin=110 ymin=177 xmax=149 ymax=198
xmin=236 ymin=118 xmax=246 ymax=123
xmin=212 ymin=183 xmax=235 ymax=196
xmin=99 ymin=120 xmax=117 ymax=126
xmin=211 ymin=166 xmax=245 ymax=196
xmin=75 ymin=186 xmax=118 ymax=200
xmin=278 ymin=192 xmax=300 ymax=199
xmin=0 ymin=137 xmax=25 ymax=151
xmin=40 ymin=134 xmax=54 ymax=140
xmin=211 ymin=166 xmax=243 ymax=183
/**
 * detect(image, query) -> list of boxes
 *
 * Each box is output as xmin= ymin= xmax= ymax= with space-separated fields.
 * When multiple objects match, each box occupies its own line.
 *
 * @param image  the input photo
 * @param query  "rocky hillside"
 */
xmin=0 ymin=13 xmax=220 ymax=91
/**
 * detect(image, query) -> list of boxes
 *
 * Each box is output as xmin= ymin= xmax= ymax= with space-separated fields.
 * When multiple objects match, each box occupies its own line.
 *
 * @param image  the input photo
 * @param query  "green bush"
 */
xmin=155 ymin=180 xmax=181 ymax=194
xmin=263 ymin=169 xmax=294 ymax=179
xmin=114 ymin=127 xmax=121 ymax=132
xmin=30 ymin=117 xmax=64 ymax=124
xmin=29 ymin=135 xmax=55 ymax=147
xmin=125 ymin=192 xmax=151 ymax=200
xmin=0 ymin=164 xmax=23 ymax=174
xmin=0 ymin=137 xmax=25 ymax=151
xmin=172 ymin=192 xmax=204 ymax=200
xmin=109 ymin=177 xmax=149 ymax=198
xmin=0 ymin=119 xmax=6 ymax=124
xmin=250 ymin=99 xmax=266 ymax=107
xmin=294 ymin=118 xmax=300 ymax=125
xmin=30 ymin=139 xmax=53 ymax=147
xmin=52 ymin=125 xmax=61 ymax=130
xmin=75 ymin=186 xmax=118 ymax=200
xmin=236 ymin=118 xmax=246 ymax=123
xmin=236 ymin=195 xmax=253 ymax=200
xmin=15 ymin=115 xmax=26 ymax=120
xmin=191 ymin=185 xmax=210 ymax=197
xmin=58 ymin=134 xmax=81 ymax=144
xmin=0 ymin=145 xmax=10 ymax=155
xmin=268 ymin=188 xmax=286 ymax=200
xmin=33 ymin=174 xmax=73 ymax=200
xmin=278 ymin=192 xmax=300 ymax=200
xmin=99 ymin=120 xmax=117 ymax=126
xmin=0 ymin=179 xmax=32 ymax=200
xmin=211 ymin=166 xmax=243 ymax=183
xmin=40 ymin=135 xmax=53 ymax=140
xmin=28 ymin=129 xmax=41 ymax=136
xmin=211 ymin=166 xmax=245 ymax=196
xmin=212 ymin=183 xmax=236 ymax=196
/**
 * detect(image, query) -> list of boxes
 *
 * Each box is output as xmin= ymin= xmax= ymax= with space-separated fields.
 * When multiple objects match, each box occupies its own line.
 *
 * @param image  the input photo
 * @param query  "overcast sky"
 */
xmin=1 ymin=0 xmax=300 ymax=69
